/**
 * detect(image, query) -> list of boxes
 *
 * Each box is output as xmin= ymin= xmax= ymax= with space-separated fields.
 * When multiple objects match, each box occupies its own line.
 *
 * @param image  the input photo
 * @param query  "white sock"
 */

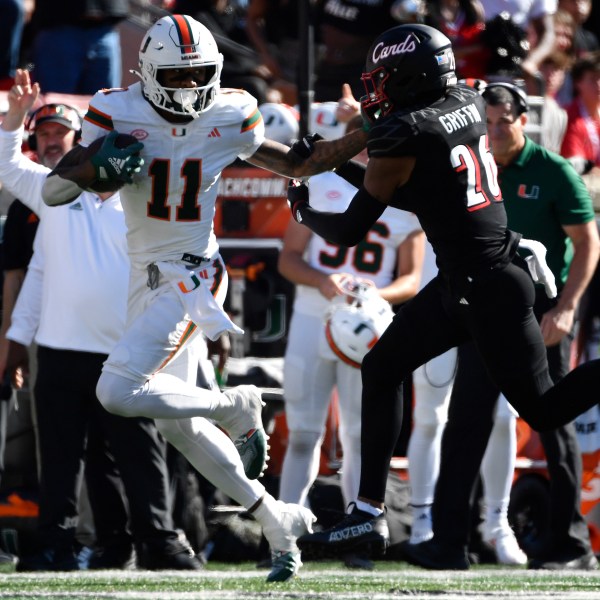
xmin=355 ymin=499 xmax=383 ymax=517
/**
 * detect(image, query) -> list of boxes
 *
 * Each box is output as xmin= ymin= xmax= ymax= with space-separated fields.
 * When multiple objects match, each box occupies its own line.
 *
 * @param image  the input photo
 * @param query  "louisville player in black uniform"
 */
xmin=290 ymin=23 xmax=600 ymax=557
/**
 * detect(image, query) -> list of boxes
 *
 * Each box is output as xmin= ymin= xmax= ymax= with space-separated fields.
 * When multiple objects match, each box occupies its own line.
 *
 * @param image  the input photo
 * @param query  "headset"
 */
xmin=482 ymin=81 xmax=529 ymax=115
xmin=25 ymin=103 xmax=83 ymax=151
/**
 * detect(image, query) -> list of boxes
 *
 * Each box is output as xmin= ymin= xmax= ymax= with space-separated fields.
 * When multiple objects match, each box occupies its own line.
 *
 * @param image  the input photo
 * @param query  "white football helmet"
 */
xmin=325 ymin=280 xmax=394 ymax=368
xmin=134 ymin=14 xmax=223 ymax=118
xmin=259 ymin=102 xmax=299 ymax=145
xmin=308 ymin=102 xmax=347 ymax=140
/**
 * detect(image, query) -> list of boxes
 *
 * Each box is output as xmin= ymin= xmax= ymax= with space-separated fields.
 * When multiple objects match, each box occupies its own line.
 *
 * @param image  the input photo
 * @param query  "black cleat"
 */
xmin=16 ymin=548 xmax=79 ymax=572
xmin=401 ymin=538 xmax=470 ymax=570
xmin=297 ymin=504 xmax=389 ymax=559
xmin=137 ymin=536 xmax=203 ymax=571
xmin=88 ymin=544 xmax=136 ymax=570
xmin=528 ymin=551 xmax=599 ymax=571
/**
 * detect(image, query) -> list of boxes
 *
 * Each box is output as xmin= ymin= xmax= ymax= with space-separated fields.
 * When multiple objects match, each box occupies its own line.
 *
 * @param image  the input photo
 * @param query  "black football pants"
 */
xmin=34 ymin=346 xmax=175 ymax=551
xmin=358 ymin=257 xmax=600 ymax=503
xmin=432 ymin=291 xmax=592 ymax=553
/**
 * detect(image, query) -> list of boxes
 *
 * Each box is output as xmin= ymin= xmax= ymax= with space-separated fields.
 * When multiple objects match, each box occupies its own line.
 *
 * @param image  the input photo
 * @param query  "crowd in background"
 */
xmin=0 ymin=0 xmax=600 ymax=573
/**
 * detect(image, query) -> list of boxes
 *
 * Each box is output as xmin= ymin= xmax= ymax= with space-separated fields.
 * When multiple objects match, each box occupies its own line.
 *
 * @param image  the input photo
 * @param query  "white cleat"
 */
xmin=484 ymin=526 xmax=527 ymax=566
xmin=220 ymin=385 xmax=268 ymax=479
xmin=263 ymin=502 xmax=316 ymax=583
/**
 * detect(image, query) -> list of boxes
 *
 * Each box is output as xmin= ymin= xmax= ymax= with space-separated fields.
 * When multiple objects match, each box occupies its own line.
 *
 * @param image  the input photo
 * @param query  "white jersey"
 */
xmin=0 ymin=126 xmax=129 ymax=354
xmin=294 ymin=171 xmax=422 ymax=316
xmin=81 ymin=83 xmax=265 ymax=269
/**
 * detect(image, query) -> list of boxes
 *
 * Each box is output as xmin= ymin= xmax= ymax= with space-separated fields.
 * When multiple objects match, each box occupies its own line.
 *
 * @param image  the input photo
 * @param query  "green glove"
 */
xmin=90 ymin=130 xmax=145 ymax=184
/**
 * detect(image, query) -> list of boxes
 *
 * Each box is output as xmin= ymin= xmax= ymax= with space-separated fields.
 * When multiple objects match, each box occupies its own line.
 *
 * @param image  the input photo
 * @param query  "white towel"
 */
xmin=157 ymin=261 xmax=244 ymax=341
xmin=518 ymin=238 xmax=557 ymax=299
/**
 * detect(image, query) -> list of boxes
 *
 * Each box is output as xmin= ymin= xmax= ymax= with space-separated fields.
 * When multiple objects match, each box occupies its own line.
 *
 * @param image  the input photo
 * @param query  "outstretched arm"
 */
xmin=288 ymin=180 xmax=386 ymax=247
xmin=289 ymin=154 xmax=416 ymax=246
xmin=247 ymin=128 xmax=368 ymax=177
xmin=42 ymin=145 xmax=96 ymax=205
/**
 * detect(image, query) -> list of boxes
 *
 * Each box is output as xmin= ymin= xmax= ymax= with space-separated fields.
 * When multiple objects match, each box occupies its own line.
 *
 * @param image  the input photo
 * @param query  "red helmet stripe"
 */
xmin=170 ymin=14 xmax=195 ymax=55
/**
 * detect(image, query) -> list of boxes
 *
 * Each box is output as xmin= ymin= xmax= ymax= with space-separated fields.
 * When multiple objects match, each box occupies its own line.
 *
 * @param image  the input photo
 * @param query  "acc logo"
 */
xmin=372 ymin=35 xmax=416 ymax=63
xmin=129 ymin=129 xmax=149 ymax=140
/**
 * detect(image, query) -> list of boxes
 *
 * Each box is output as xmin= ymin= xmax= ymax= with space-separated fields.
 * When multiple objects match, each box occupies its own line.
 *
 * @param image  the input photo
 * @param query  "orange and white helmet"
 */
xmin=325 ymin=280 xmax=394 ymax=368
xmin=259 ymin=102 xmax=300 ymax=145
xmin=309 ymin=102 xmax=347 ymax=140
xmin=135 ymin=14 xmax=223 ymax=118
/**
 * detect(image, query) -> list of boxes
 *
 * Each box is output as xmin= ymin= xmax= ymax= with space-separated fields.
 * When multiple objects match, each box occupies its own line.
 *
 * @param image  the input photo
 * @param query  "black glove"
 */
xmin=287 ymin=179 xmax=309 ymax=223
xmin=290 ymin=133 xmax=324 ymax=160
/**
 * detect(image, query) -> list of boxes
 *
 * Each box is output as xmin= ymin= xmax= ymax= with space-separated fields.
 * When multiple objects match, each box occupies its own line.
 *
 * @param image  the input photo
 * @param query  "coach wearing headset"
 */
xmin=0 ymin=69 xmax=202 ymax=571
xmin=404 ymin=81 xmax=600 ymax=571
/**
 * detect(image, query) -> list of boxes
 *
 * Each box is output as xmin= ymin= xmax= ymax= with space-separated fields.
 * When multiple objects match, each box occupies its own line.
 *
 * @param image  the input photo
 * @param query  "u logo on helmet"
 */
xmin=324 ymin=290 xmax=394 ymax=368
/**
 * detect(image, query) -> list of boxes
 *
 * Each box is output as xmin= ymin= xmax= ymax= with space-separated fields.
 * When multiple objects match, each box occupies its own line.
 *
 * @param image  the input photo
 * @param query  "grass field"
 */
xmin=1 ymin=561 xmax=600 ymax=599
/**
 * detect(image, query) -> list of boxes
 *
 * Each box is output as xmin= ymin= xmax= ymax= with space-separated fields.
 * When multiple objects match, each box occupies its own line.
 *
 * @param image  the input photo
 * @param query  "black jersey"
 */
xmin=368 ymin=84 xmax=518 ymax=278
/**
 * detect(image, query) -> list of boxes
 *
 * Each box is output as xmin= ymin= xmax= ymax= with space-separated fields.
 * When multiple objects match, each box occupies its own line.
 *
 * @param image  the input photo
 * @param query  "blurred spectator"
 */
xmin=0 ymin=200 xmax=38 ymax=389
xmin=479 ymin=12 xmax=531 ymax=80
xmin=561 ymin=52 xmax=600 ymax=176
xmin=29 ymin=0 xmax=128 ymax=94
xmin=561 ymin=52 xmax=600 ymax=210
xmin=539 ymin=51 xmax=571 ymax=152
xmin=586 ymin=1 xmax=600 ymax=44
xmin=0 ymin=196 xmax=38 ymax=567
xmin=0 ymin=197 xmax=39 ymax=482
xmin=558 ymin=0 xmax=599 ymax=57
xmin=173 ymin=0 xmax=278 ymax=104
xmin=0 ymin=0 xmax=25 ymax=90
xmin=425 ymin=0 xmax=488 ymax=79
xmin=1 ymin=70 xmax=201 ymax=572
xmin=313 ymin=0 xmax=399 ymax=102
xmin=480 ymin=0 xmax=557 ymax=78
xmin=553 ymin=8 xmax=577 ymax=57
xmin=551 ymin=9 xmax=578 ymax=105
xmin=245 ymin=0 xmax=300 ymax=105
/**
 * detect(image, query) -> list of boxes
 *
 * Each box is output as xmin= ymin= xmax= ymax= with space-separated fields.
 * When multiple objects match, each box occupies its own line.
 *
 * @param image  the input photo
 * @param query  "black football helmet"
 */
xmin=361 ymin=24 xmax=457 ymax=121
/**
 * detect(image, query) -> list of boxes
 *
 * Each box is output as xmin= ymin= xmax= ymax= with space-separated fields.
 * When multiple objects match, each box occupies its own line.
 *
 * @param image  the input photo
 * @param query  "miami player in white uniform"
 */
xmin=38 ymin=14 xmax=368 ymax=582
xmin=276 ymin=111 xmax=425 ymax=510
xmin=279 ymin=171 xmax=424 ymax=510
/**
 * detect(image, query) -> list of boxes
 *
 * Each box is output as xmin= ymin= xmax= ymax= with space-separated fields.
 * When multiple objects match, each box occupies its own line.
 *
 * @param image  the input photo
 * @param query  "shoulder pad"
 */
xmin=367 ymin=114 xmax=416 ymax=157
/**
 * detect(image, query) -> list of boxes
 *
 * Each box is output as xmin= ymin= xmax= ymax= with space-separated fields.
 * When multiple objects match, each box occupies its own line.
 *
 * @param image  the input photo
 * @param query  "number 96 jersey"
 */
xmin=368 ymin=83 xmax=515 ymax=278
xmin=81 ymin=82 xmax=265 ymax=269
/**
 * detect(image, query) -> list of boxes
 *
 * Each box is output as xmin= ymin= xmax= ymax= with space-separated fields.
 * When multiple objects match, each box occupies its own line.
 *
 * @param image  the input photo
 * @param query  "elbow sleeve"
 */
xmin=42 ymin=174 xmax=84 ymax=206
xmin=300 ymin=186 xmax=387 ymax=246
